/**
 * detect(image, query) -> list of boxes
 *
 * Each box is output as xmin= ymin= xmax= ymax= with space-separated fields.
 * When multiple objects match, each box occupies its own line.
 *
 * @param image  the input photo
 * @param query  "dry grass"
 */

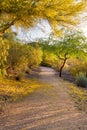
xmin=0 ymin=78 xmax=42 ymax=102
xmin=69 ymin=85 xmax=87 ymax=111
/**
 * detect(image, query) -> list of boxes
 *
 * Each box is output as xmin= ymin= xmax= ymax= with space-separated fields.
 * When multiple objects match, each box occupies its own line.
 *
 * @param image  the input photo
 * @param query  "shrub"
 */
xmin=41 ymin=51 xmax=57 ymax=67
xmin=0 ymin=38 xmax=9 ymax=77
xmin=70 ymin=61 xmax=87 ymax=76
xmin=76 ymin=72 xmax=87 ymax=88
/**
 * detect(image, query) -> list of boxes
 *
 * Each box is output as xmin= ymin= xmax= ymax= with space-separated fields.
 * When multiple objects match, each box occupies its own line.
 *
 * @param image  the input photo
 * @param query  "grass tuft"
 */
xmin=76 ymin=72 xmax=87 ymax=88
xmin=69 ymin=85 xmax=87 ymax=111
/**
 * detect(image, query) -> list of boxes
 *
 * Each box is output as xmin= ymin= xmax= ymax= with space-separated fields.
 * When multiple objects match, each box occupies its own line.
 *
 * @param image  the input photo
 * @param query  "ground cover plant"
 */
xmin=0 ymin=77 xmax=44 ymax=113
xmin=76 ymin=72 xmax=87 ymax=88
xmin=0 ymin=78 xmax=43 ymax=102
xmin=69 ymin=84 xmax=87 ymax=111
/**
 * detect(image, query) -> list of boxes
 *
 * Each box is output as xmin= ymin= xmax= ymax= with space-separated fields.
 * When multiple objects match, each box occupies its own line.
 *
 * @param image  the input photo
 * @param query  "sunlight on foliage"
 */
xmin=70 ymin=61 xmax=87 ymax=76
xmin=42 ymin=50 xmax=57 ymax=67
xmin=0 ymin=78 xmax=42 ymax=101
xmin=0 ymin=0 xmax=86 ymax=36
xmin=25 ymin=44 xmax=43 ymax=68
xmin=40 ymin=32 xmax=87 ymax=77
xmin=0 ymin=38 xmax=9 ymax=76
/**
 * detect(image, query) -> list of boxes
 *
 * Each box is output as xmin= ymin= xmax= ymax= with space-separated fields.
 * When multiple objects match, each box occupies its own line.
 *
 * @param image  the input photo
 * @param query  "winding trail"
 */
xmin=0 ymin=67 xmax=87 ymax=130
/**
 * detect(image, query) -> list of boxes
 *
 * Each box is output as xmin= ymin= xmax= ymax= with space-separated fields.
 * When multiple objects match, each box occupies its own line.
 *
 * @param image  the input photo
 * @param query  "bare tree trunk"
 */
xmin=59 ymin=57 xmax=67 ymax=77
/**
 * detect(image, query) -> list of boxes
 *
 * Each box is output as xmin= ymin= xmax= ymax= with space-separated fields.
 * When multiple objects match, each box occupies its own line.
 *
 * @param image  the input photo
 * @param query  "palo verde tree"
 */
xmin=0 ymin=0 xmax=86 ymax=37
xmin=0 ymin=0 xmax=86 ymax=77
xmin=53 ymin=32 xmax=87 ymax=77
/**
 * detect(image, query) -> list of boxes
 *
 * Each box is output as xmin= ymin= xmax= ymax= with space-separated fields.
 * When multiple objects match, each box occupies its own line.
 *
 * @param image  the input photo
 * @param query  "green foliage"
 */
xmin=39 ymin=40 xmax=57 ymax=67
xmin=0 ymin=0 xmax=86 ymax=36
xmin=41 ymin=50 xmax=57 ymax=67
xmin=54 ymin=33 xmax=87 ymax=59
xmin=0 ymin=38 xmax=9 ymax=76
xmin=70 ymin=61 xmax=87 ymax=76
xmin=7 ymin=41 xmax=43 ymax=76
xmin=55 ymin=33 xmax=87 ymax=77
xmin=40 ymin=32 xmax=87 ymax=77
xmin=76 ymin=72 xmax=87 ymax=88
xmin=7 ymin=41 xmax=28 ymax=75
xmin=25 ymin=44 xmax=43 ymax=68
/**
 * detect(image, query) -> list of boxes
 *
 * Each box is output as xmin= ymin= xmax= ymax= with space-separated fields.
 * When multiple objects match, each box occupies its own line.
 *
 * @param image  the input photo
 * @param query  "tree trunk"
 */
xmin=59 ymin=58 xmax=67 ymax=77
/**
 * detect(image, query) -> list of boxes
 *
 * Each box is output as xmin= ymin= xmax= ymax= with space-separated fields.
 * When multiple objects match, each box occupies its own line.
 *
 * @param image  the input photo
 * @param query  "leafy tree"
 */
xmin=7 ymin=41 xmax=28 ymax=75
xmin=53 ymin=33 xmax=87 ymax=77
xmin=7 ymin=42 xmax=43 ymax=76
xmin=0 ymin=0 xmax=86 ymax=36
xmin=24 ymin=44 xmax=43 ymax=68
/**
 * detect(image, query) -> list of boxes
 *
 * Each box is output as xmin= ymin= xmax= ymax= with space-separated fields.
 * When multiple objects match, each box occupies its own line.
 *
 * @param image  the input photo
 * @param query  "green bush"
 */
xmin=70 ymin=62 xmax=87 ymax=76
xmin=0 ymin=38 xmax=9 ymax=77
xmin=41 ymin=51 xmax=57 ymax=67
xmin=76 ymin=72 xmax=87 ymax=88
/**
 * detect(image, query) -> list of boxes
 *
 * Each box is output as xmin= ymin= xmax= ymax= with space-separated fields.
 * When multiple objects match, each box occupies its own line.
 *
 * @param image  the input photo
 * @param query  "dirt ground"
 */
xmin=0 ymin=67 xmax=87 ymax=130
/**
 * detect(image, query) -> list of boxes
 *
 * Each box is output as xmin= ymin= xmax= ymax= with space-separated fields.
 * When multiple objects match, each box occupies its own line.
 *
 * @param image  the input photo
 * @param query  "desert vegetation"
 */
xmin=0 ymin=1 xmax=87 ymax=128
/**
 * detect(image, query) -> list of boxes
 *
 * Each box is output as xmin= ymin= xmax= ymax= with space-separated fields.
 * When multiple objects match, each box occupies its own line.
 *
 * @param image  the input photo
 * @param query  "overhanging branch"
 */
xmin=0 ymin=18 xmax=18 ymax=35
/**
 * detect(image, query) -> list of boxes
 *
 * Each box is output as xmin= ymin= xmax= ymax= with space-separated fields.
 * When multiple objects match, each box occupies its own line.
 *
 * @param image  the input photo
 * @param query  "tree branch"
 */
xmin=0 ymin=18 xmax=18 ymax=35
xmin=57 ymin=52 xmax=69 ymax=60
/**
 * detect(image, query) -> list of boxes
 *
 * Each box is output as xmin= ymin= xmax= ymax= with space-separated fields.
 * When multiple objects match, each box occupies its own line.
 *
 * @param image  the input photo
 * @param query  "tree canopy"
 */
xmin=0 ymin=0 xmax=86 ymax=36
xmin=40 ymin=32 xmax=87 ymax=77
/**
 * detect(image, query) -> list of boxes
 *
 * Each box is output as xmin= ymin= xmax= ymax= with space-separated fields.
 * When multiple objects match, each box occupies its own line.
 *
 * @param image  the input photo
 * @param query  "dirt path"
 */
xmin=0 ymin=67 xmax=87 ymax=130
